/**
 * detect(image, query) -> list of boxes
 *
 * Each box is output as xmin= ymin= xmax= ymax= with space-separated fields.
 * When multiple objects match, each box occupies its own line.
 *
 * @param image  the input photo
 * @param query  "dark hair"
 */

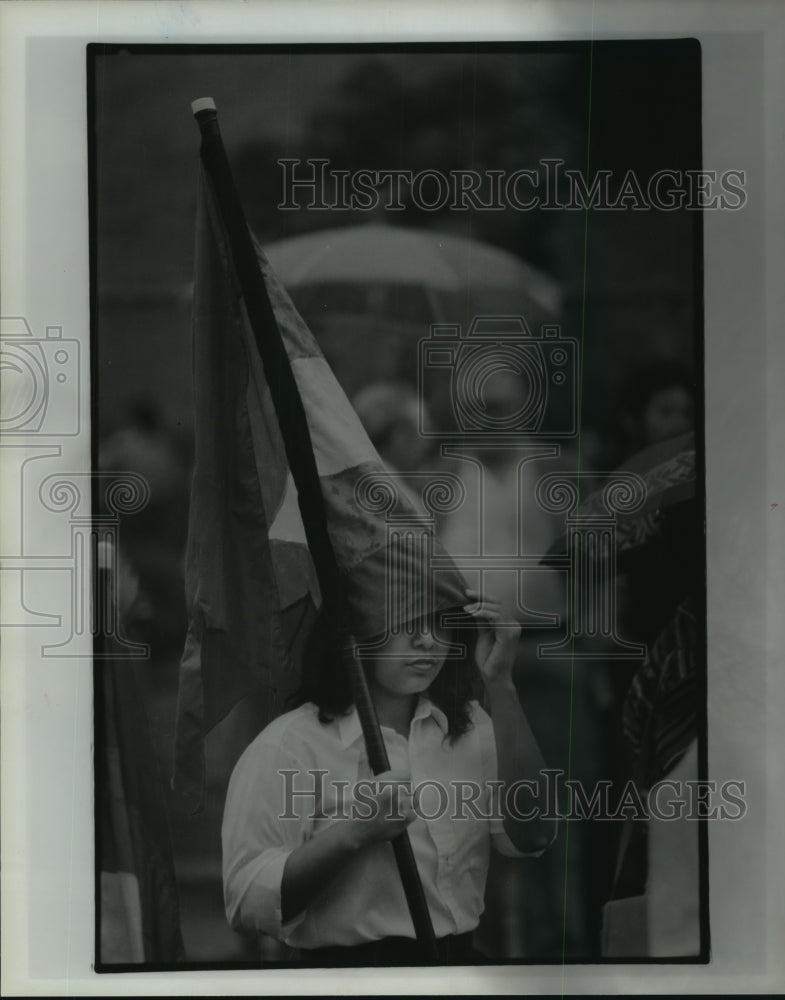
xmin=289 ymin=610 xmax=481 ymax=744
xmin=621 ymin=360 xmax=694 ymax=420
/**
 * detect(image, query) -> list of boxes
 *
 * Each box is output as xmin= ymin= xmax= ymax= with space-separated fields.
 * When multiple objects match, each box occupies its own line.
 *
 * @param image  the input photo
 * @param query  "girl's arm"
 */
xmin=281 ymin=769 xmax=414 ymax=923
xmin=223 ymin=742 xmax=412 ymax=936
xmin=466 ymin=588 xmax=558 ymax=854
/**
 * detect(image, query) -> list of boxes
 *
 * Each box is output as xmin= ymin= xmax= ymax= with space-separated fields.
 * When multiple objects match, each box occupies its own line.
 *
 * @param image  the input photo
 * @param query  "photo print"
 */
xmin=88 ymin=40 xmax=710 ymax=970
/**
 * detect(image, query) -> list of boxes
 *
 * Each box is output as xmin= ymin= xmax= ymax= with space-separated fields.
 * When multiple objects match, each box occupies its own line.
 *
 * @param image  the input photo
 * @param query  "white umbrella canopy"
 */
xmin=265 ymin=223 xmax=460 ymax=287
xmin=262 ymin=223 xmax=561 ymax=322
xmin=259 ymin=223 xmax=562 ymax=400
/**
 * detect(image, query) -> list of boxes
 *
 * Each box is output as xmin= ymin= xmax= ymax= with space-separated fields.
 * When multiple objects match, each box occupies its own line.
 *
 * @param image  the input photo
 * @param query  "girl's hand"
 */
xmin=463 ymin=587 xmax=521 ymax=688
xmin=280 ymin=768 xmax=415 ymax=924
xmin=349 ymin=768 xmax=416 ymax=850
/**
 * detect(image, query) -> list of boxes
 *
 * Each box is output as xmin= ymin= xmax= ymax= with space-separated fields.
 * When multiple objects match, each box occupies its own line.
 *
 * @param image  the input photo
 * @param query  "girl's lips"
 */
xmin=407 ymin=659 xmax=438 ymax=671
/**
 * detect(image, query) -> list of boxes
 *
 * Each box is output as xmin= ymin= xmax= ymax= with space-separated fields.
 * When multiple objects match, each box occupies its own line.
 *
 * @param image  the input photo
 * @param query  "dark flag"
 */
xmin=172 ymin=111 xmax=467 ymax=808
xmin=97 ymin=544 xmax=185 ymax=965
xmin=172 ymin=97 xmax=474 ymax=958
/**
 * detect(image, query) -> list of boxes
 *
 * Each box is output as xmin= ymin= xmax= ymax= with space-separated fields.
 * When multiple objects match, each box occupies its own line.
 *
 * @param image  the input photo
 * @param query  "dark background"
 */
xmin=91 ymin=41 xmax=701 ymax=963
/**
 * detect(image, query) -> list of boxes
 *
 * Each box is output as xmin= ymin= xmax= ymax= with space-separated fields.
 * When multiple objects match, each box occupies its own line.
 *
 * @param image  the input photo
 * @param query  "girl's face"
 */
xmin=365 ymin=612 xmax=453 ymax=699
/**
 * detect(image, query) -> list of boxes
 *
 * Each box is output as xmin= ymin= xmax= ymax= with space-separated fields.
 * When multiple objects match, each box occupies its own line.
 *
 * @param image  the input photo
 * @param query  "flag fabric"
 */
xmin=97 ymin=541 xmax=185 ymax=965
xmin=99 ymin=661 xmax=186 ymax=964
xmin=605 ymin=593 xmax=698 ymax=921
xmin=173 ymin=161 xmax=467 ymax=805
xmin=622 ymin=593 xmax=697 ymax=789
xmin=543 ymin=432 xmax=696 ymax=564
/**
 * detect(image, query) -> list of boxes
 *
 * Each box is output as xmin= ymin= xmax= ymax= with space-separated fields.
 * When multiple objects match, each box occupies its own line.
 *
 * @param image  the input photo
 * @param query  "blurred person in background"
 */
xmin=101 ymin=398 xmax=187 ymax=501
xmin=434 ymin=364 xmax=609 ymax=958
xmin=618 ymin=360 xmax=695 ymax=457
xmin=100 ymin=396 xmax=191 ymax=664
xmin=352 ymin=380 xmax=436 ymax=474
xmin=599 ymin=360 xmax=699 ymax=957
xmin=602 ymin=592 xmax=699 ymax=957
xmin=608 ymin=359 xmax=697 ymax=661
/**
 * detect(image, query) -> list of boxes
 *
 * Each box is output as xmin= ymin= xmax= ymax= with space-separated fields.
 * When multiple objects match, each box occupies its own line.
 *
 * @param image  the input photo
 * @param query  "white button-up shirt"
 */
xmin=222 ymin=697 xmax=540 ymax=949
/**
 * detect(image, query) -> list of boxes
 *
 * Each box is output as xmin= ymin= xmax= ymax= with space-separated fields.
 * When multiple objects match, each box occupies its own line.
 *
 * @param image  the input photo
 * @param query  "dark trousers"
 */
xmin=300 ymin=931 xmax=483 ymax=967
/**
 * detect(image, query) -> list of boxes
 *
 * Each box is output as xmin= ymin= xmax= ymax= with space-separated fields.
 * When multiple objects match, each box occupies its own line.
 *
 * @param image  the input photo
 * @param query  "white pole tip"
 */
xmin=191 ymin=97 xmax=217 ymax=115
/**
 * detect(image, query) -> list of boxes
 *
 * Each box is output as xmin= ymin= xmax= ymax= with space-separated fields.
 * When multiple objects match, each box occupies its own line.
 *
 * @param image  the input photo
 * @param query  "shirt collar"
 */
xmin=336 ymin=695 xmax=449 ymax=748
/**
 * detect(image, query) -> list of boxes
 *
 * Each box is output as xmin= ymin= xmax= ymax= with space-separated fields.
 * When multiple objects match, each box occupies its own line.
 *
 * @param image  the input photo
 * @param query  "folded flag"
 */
xmin=173 ymin=156 xmax=467 ymax=805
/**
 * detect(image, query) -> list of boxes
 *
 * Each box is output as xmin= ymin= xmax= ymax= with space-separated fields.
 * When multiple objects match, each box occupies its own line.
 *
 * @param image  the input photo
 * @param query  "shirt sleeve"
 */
xmin=473 ymin=700 xmax=557 ymax=859
xmin=221 ymin=734 xmax=313 ymax=942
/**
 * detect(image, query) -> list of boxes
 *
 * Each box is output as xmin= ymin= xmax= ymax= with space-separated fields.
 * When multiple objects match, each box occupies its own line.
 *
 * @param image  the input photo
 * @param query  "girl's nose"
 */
xmin=414 ymin=630 xmax=435 ymax=650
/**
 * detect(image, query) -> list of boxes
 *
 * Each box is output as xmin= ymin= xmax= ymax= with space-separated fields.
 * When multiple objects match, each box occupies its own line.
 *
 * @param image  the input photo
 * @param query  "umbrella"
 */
xmin=262 ymin=223 xmax=562 ymax=398
xmin=262 ymin=222 xmax=561 ymax=324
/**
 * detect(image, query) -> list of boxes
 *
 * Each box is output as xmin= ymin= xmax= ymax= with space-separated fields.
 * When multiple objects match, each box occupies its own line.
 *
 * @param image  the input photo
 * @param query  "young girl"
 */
xmin=222 ymin=588 xmax=556 ymax=966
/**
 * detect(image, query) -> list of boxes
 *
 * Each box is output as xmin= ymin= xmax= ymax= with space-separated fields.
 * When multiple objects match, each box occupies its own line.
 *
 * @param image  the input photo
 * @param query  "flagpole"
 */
xmin=190 ymin=98 xmax=438 ymax=962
